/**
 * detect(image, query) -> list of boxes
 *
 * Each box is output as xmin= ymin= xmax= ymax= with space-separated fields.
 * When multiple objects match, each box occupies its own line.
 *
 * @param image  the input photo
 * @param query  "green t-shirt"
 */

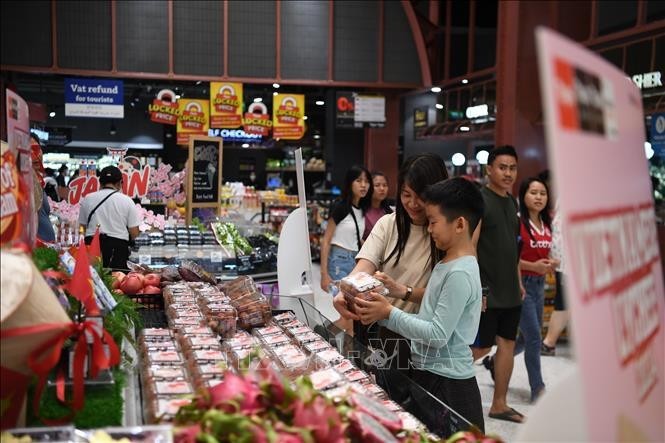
xmin=477 ymin=186 xmax=521 ymax=308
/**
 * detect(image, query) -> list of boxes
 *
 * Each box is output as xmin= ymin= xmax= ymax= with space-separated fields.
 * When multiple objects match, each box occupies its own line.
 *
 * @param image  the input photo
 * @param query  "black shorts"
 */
xmin=409 ymin=369 xmax=485 ymax=436
xmin=554 ymin=272 xmax=566 ymax=311
xmin=475 ymin=306 xmax=522 ymax=348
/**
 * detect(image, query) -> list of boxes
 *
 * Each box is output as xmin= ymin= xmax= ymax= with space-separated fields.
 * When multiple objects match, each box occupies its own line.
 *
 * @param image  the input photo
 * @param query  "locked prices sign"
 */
xmin=148 ymin=89 xmax=180 ymax=125
xmin=177 ymin=99 xmax=210 ymax=145
xmin=273 ymin=94 xmax=305 ymax=140
xmin=243 ymin=102 xmax=272 ymax=136
xmin=210 ymin=82 xmax=243 ymax=128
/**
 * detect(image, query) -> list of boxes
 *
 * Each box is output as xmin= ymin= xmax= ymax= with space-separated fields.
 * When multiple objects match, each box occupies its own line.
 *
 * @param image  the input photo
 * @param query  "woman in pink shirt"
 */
xmin=362 ymin=172 xmax=393 ymax=240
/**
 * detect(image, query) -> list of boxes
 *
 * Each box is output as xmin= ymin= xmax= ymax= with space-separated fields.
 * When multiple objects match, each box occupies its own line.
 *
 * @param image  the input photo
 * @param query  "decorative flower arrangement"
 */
xmin=48 ymin=197 xmax=80 ymax=225
xmin=148 ymin=163 xmax=187 ymax=205
xmin=135 ymin=204 xmax=167 ymax=231
xmin=173 ymin=358 xmax=440 ymax=443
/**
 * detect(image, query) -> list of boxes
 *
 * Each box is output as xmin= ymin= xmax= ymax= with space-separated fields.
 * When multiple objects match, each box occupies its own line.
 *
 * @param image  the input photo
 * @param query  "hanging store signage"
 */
xmin=148 ymin=89 xmax=179 ymax=125
xmin=210 ymin=82 xmax=243 ymax=128
xmin=67 ymin=151 xmax=151 ymax=205
xmin=413 ymin=107 xmax=428 ymax=140
xmin=651 ymin=112 xmax=665 ymax=159
xmin=208 ymin=128 xmax=262 ymax=142
xmin=273 ymin=94 xmax=305 ymax=140
xmin=243 ymin=102 xmax=272 ymax=136
xmin=64 ymin=78 xmax=124 ymax=118
xmin=631 ymin=71 xmax=662 ymax=90
xmin=177 ymin=99 xmax=210 ymax=145
xmin=336 ymin=91 xmax=360 ymax=128
xmin=354 ymin=95 xmax=386 ymax=127
xmin=537 ymin=28 xmax=664 ymax=442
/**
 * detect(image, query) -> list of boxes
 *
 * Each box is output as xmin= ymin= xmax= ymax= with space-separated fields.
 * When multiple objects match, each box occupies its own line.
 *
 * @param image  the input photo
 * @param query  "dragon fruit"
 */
xmin=349 ymin=393 xmax=403 ymax=432
xmin=293 ymin=396 xmax=346 ymax=443
xmin=349 ymin=411 xmax=399 ymax=443
xmin=208 ymin=372 xmax=263 ymax=414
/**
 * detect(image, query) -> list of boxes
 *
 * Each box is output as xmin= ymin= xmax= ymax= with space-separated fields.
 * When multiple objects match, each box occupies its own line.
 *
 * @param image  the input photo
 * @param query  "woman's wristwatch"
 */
xmin=403 ymin=285 xmax=413 ymax=302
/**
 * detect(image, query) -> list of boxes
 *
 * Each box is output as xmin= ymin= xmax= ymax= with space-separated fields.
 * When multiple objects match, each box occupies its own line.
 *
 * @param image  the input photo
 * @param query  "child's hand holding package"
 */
xmin=355 ymin=291 xmax=393 ymax=325
xmin=339 ymin=272 xmax=388 ymax=315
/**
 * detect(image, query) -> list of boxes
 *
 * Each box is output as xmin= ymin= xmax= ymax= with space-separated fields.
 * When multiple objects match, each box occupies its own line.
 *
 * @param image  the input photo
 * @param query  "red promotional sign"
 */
xmin=67 ymin=155 xmax=151 ymax=205
xmin=242 ymin=102 xmax=272 ymax=136
xmin=148 ymin=89 xmax=179 ymax=125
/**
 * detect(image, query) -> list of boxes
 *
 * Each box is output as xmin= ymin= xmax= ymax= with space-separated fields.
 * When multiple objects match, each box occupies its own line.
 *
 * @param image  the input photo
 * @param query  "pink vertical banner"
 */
xmin=536 ymin=28 xmax=664 ymax=441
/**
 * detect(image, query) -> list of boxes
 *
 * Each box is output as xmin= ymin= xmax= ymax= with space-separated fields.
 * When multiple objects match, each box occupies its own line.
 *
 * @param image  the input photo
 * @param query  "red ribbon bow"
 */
xmin=1 ymin=321 xmax=120 ymax=424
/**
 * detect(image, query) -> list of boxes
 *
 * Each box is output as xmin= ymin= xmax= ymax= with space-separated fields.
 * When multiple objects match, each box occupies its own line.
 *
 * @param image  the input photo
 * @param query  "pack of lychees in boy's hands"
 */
xmin=340 ymin=272 xmax=389 ymax=313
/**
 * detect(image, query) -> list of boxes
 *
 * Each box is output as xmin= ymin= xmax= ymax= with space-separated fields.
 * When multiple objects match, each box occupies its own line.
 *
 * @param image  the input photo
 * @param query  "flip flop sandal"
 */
xmin=488 ymin=408 xmax=525 ymax=423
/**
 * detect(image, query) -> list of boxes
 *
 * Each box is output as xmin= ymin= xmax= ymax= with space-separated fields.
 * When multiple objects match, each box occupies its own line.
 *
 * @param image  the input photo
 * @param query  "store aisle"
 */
xmin=310 ymin=263 xmax=576 ymax=441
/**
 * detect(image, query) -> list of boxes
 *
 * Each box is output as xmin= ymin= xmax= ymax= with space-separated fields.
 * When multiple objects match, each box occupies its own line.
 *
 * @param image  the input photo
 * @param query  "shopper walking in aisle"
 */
xmin=333 ymin=153 xmax=448 ymax=398
xmin=320 ymin=165 xmax=373 ymax=331
xmin=513 ymin=177 xmax=554 ymax=402
xmin=56 ymin=164 xmax=70 ymax=201
xmin=30 ymin=134 xmax=56 ymax=242
xmin=472 ymin=145 xmax=525 ymax=423
xmin=363 ymin=171 xmax=393 ymax=240
xmin=542 ymin=205 xmax=568 ymax=356
xmin=79 ymin=166 xmax=140 ymax=269
xmin=355 ymin=178 xmax=486 ymax=435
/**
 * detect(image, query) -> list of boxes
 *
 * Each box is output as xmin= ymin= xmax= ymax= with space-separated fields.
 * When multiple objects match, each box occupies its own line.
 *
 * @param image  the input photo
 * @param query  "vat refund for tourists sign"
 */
xmin=64 ymin=78 xmax=124 ymax=118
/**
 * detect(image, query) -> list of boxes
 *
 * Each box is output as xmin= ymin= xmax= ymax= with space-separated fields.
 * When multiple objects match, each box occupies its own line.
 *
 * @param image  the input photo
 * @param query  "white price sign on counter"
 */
xmin=138 ymin=254 xmax=152 ymax=265
xmin=210 ymin=251 xmax=223 ymax=263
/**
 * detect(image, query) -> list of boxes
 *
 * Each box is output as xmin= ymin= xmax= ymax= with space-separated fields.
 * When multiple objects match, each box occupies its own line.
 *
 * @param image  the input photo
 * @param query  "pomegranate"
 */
xmin=111 ymin=271 xmax=126 ymax=289
xmin=120 ymin=273 xmax=144 ymax=294
xmin=143 ymin=285 xmax=161 ymax=295
xmin=144 ymin=273 xmax=161 ymax=287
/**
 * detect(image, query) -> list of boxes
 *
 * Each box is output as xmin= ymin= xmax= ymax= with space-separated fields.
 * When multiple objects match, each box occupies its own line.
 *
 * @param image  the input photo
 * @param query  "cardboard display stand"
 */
xmin=186 ymin=136 xmax=223 ymax=224
xmin=519 ymin=27 xmax=665 ymax=442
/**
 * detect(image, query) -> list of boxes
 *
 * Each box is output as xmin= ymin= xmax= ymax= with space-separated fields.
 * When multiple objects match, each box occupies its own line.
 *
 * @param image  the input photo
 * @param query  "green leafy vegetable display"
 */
xmin=212 ymin=222 xmax=253 ymax=255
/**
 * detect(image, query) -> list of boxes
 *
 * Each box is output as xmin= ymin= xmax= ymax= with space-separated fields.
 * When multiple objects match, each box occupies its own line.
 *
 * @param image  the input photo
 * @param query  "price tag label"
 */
xmin=139 ymin=254 xmax=152 ymax=265
xmin=210 ymin=251 xmax=223 ymax=263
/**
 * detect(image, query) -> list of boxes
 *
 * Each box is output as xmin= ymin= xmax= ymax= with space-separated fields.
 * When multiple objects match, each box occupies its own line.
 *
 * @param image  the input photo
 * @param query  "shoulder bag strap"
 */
xmin=348 ymin=206 xmax=362 ymax=250
xmin=86 ymin=190 xmax=118 ymax=227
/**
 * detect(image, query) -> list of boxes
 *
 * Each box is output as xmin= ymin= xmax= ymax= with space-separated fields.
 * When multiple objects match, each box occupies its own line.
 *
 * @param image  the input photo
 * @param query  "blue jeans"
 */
xmin=515 ymin=275 xmax=545 ymax=401
xmin=327 ymin=245 xmax=357 ymax=283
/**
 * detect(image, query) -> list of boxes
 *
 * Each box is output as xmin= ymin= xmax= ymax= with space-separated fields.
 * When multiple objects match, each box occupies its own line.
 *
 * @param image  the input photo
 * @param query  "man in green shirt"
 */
xmin=472 ymin=145 xmax=526 ymax=423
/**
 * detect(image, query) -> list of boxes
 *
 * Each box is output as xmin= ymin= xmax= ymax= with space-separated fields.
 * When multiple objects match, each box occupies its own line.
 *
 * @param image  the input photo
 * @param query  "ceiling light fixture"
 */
xmin=315 ymin=100 xmax=325 ymax=106
xmin=435 ymin=104 xmax=443 ymax=110
xmin=313 ymin=134 xmax=321 ymax=139
xmin=462 ymin=79 xmax=469 ymax=84
xmin=303 ymin=116 xmax=308 ymax=120
xmin=476 ymin=150 xmax=489 ymax=165
xmin=254 ymin=97 xmax=263 ymax=103
xmin=49 ymin=111 xmax=56 ymax=117
xmin=273 ymin=83 xmax=280 ymax=88
xmin=431 ymin=86 xmax=442 ymax=93
xmin=242 ymin=143 xmax=250 ymax=148
xmin=273 ymin=91 xmax=278 ymax=96
xmin=452 ymin=153 xmax=466 ymax=166
xmin=175 ymin=95 xmax=181 ymax=100
xmin=459 ymin=126 xmax=470 ymax=132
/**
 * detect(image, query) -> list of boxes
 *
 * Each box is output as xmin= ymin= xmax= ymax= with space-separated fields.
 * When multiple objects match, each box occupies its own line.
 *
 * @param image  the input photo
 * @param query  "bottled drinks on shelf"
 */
xmin=87 ymin=160 xmax=96 ymax=177
xmin=79 ymin=161 xmax=87 ymax=178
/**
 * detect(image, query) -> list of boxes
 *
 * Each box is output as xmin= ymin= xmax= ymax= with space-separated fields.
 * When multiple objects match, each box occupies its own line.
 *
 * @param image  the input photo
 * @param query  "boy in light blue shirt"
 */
xmin=355 ymin=177 xmax=485 ymax=435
